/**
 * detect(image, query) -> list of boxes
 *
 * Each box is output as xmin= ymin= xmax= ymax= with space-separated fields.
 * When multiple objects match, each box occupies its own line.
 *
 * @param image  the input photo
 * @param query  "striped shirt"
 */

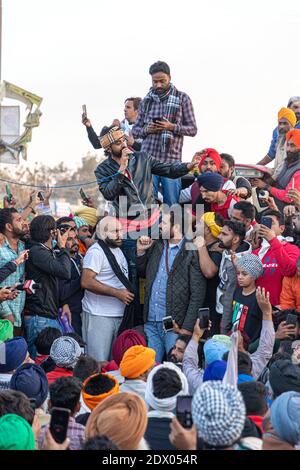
xmin=132 ymin=88 xmax=197 ymax=163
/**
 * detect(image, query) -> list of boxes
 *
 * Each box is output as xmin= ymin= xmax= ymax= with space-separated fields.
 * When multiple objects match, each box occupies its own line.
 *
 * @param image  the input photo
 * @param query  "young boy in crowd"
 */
xmin=232 ymin=254 xmax=265 ymax=342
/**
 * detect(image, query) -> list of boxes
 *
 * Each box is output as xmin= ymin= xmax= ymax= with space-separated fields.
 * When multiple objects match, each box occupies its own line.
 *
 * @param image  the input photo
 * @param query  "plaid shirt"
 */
xmin=132 ymin=87 xmax=197 ymax=163
xmin=0 ymin=239 xmax=26 ymax=327
xmin=38 ymin=417 xmax=85 ymax=450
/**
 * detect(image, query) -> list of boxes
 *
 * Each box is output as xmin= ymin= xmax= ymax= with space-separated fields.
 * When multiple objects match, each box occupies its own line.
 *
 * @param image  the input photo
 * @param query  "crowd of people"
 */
xmin=0 ymin=60 xmax=300 ymax=451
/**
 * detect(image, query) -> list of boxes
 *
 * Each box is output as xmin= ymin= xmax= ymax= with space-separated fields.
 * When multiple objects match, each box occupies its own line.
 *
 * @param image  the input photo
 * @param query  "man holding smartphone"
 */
xmin=132 ymin=61 xmax=197 ymax=205
xmin=253 ymin=209 xmax=300 ymax=307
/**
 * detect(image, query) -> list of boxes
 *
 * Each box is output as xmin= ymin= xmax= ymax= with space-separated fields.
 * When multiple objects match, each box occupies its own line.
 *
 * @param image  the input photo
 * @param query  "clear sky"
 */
xmin=2 ymin=0 xmax=300 ymax=169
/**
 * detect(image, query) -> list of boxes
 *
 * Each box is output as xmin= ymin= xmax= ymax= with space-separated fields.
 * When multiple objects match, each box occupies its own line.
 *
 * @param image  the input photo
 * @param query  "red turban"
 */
xmin=112 ymin=329 xmax=147 ymax=366
xmin=286 ymin=129 xmax=300 ymax=150
xmin=199 ymin=148 xmax=222 ymax=171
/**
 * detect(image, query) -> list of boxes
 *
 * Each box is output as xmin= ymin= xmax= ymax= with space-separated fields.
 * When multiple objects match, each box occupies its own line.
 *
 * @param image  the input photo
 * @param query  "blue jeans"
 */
xmin=24 ymin=315 xmax=62 ymax=359
xmin=144 ymin=321 xmax=178 ymax=363
xmin=152 ymin=175 xmax=182 ymax=206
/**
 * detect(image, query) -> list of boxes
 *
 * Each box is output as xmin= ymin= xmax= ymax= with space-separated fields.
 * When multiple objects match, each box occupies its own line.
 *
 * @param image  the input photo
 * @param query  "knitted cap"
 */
xmin=192 ymin=381 xmax=246 ymax=447
xmin=50 ymin=336 xmax=81 ymax=369
xmin=236 ymin=253 xmax=264 ymax=280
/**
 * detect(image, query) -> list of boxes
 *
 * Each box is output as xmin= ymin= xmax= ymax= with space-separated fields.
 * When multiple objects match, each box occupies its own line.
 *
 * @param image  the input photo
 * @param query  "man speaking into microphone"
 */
xmin=95 ymin=125 xmax=197 ymax=298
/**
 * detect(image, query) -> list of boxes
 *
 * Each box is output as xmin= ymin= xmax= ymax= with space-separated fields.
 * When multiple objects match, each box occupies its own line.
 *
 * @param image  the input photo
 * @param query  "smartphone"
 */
xmin=198 ymin=307 xmax=210 ymax=329
xmin=79 ymin=187 xmax=89 ymax=203
xmin=162 ymin=316 xmax=174 ymax=332
xmin=258 ymin=190 xmax=269 ymax=200
xmin=286 ymin=313 xmax=298 ymax=328
xmin=82 ymin=104 xmax=87 ymax=118
xmin=261 ymin=216 xmax=273 ymax=229
xmin=6 ymin=184 xmax=12 ymax=203
xmin=153 ymin=117 xmax=163 ymax=123
xmin=176 ymin=396 xmax=193 ymax=429
xmin=50 ymin=407 xmax=70 ymax=444
xmin=37 ymin=191 xmax=45 ymax=202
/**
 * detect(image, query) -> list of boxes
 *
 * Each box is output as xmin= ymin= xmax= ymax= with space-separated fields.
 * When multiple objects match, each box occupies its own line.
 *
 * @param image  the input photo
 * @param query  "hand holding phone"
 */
xmin=79 ymin=187 xmax=89 ymax=203
xmin=6 ymin=184 xmax=13 ymax=204
xmin=50 ymin=407 xmax=70 ymax=444
xmin=176 ymin=396 xmax=193 ymax=429
xmin=37 ymin=191 xmax=45 ymax=202
xmin=260 ymin=216 xmax=273 ymax=229
xmin=198 ymin=308 xmax=210 ymax=330
xmin=153 ymin=117 xmax=164 ymax=123
xmin=162 ymin=316 xmax=174 ymax=332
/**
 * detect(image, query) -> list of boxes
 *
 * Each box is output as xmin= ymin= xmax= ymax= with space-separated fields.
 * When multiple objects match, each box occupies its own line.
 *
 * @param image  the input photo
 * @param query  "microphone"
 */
xmin=15 ymin=281 xmax=41 ymax=295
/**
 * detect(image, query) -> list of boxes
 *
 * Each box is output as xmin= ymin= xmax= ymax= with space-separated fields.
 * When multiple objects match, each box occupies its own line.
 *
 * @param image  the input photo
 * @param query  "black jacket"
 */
xmin=59 ymin=254 xmax=83 ymax=316
xmin=136 ymin=239 xmax=206 ymax=331
xmin=95 ymin=152 xmax=189 ymax=217
xmin=86 ymin=125 xmax=141 ymax=151
xmin=0 ymin=261 xmax=17 ymax=284
xmin=25 ymin=242 xmax=71 ymax=319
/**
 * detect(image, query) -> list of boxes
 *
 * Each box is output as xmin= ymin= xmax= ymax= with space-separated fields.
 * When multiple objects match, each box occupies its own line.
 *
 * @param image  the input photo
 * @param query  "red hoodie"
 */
xmin=46 ymin=367 xmax=73 ymax=384
xmin=254 ymin=238 xmax=300 ymax=306
xmin=248 ymin=415 xmax=264 ymax=435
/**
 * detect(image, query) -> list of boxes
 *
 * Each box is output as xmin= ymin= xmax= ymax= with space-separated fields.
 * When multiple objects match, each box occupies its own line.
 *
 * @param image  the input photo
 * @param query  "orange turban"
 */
xmin=82 ymin=373 xmax=119 ymax=411
xmin=286 ymin=129 xmax=300 ymax=150
xmin=120 ymin=345 xmax=156 ymax=379
xmin=85 ymin=392 xmax=148 ymax=450
xmin=278 ymin=107 xmax=297 ymax=127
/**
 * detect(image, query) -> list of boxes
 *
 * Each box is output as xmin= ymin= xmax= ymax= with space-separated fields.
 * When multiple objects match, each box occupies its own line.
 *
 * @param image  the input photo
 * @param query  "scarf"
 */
xmin=145 ymin=84 xmax=180 ymax=155
xmin=145 ymin=362 xmax=189 ymax=412
xmin=97 ymin=240 xmax=141 ymax=334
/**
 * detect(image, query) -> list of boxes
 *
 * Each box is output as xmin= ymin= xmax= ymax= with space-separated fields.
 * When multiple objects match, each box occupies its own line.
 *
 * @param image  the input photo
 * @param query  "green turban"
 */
xmin=0 ymin=319 xmax=13 ymax=343
xmin=0 ymin=414 xmax=35 ymax=450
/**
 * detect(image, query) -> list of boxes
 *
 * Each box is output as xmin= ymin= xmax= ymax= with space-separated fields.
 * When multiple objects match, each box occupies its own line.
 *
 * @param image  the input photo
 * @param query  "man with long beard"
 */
xmin=253 ymin=129 xmax=300 ymax=212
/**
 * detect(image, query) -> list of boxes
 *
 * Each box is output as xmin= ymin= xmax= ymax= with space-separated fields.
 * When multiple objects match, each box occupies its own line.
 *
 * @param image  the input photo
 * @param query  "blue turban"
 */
xmin=203 ymin=360 xmax=227 ymax=382
xmin=204 ymin=339 xmax=230 ymax=365
xmin=10 ymin=363 xmax=49 ymax=408
xmin=197 ymin=172 xmax=224 ymax=192
xmin=271 ymin=391 xmax=300 ymax=446
xmin=0 ymin=337 xmax=28 ymax=373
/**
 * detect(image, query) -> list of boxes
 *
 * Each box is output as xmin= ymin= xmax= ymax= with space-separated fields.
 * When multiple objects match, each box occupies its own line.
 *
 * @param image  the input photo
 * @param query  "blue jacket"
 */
xmin=267 ymin=121 xmax=300 ymax=159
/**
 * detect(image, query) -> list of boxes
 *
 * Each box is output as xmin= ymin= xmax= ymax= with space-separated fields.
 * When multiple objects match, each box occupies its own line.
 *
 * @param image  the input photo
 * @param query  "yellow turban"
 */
xmin=201 ymin=212 xmax=222 ymax=238
xmin=75 ymin=207 xmax=99 ymax=228
xmin=120 ymin=345 xmax=156 ymax=379
xmin=278 ymin=107 xmax=297 ymax=128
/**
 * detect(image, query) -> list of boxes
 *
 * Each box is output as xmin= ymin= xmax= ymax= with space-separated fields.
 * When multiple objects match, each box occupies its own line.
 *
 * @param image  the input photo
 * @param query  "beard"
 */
xmin=105 ymin=236 xmax=122 ymax=248
xmin=13 ymin=227 xmax=27 ymax=238
xmin=111 ymin=148 xmax=123 ymax=158
xmin=286 ymin=150 xmax=300 ymax=165
xmin=218 ymin=241 xmax=229 ymax=249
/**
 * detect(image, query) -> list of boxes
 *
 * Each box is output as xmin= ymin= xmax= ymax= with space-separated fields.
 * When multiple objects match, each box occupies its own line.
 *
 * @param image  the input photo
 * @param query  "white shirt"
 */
xmin=82 ymin=243 xmax=129 ymax=317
